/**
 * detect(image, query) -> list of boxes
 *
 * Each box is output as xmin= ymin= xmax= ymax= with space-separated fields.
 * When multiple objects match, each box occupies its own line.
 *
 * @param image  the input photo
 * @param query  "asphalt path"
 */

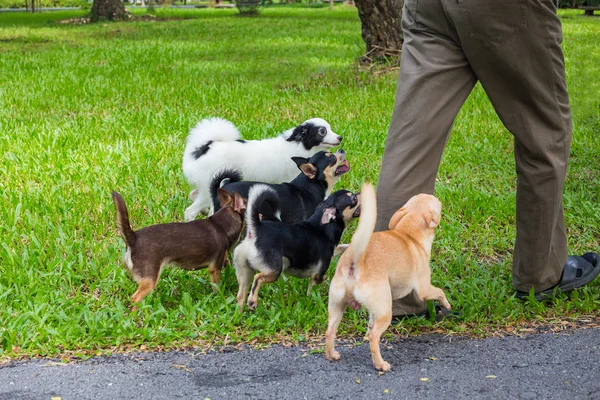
xmin=2 ymin=328 xmax=600 ymax=399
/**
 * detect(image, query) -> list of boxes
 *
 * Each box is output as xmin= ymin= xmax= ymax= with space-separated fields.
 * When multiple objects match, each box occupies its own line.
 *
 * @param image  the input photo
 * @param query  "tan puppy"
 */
xmin=325 ymin=183 xmax=451 ymax=372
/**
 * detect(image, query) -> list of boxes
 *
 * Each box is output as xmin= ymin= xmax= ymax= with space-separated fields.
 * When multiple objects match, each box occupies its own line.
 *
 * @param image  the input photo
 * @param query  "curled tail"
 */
xmin=182 ymin=117 xmax=241 ymax=181
xmin=112 ymin=192 xmax=136 ymax=247
xmin=246 ymin=185 xmax=280 ymax=239
xmin=349 ymin=183 xmax=377 ymax=265
xmin=209 ymin=167 xmax=243 ymax=213
xmin=186 ymin=117 xmax=240 ymax=147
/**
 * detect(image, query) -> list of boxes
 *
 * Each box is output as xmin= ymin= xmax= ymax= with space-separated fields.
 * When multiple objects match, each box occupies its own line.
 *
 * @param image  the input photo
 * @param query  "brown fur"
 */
xmin=325 ymin=183 xmax=451 ymax=372
xmin=112 ymin=189 xmax=247 ymax=310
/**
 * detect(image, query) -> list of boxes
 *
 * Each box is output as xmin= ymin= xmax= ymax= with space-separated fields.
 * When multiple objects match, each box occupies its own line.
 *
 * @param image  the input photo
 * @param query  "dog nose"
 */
xmin=336 ymin=149 xmax=346 ymax=155
xmin=337 ymin=136 xmax=343 ymax=142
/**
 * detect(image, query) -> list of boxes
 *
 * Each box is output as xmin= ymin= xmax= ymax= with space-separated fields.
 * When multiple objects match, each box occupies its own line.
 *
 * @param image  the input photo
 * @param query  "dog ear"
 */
xmin=286 ymin=125 xmax=307 ymax=142
xmin=297 ymin=163 xmax=318 ymax=180
xmin=388 ymin=207 xmax=407 ymax=230
xmin=217 ymin=188 xmax=233 ymax=208
xmin=232 ymin=191 xmax=247 ymax=213
xmin=292 ymin=156 xmax=308 ymax=168
xmin=426 ymin=210 xmax=440 ymax=228
xmin=320 ymin=207 xmax=337 ymax=225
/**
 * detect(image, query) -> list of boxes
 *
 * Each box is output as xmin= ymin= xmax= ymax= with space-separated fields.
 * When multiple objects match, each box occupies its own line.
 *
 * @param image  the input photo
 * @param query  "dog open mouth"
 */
xmin=335 ymin=160 xmax=350 ymax=176
xmin=352 ymin=206 xmax=361 ymax=217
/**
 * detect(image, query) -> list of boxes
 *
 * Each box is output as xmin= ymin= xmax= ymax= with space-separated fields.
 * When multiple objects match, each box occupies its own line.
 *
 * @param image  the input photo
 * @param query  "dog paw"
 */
xmin=326 ymin=350 xmax=341 ymax=361
xmin=442 ymin=300 xmax=452 ymax=310
xmin=375 ymin=361 xmax=392 ymax=372
xmin=184 ymin=209 xmax=196 ymax=222
xmin=247 ymin=299 xmax=257 ymax=311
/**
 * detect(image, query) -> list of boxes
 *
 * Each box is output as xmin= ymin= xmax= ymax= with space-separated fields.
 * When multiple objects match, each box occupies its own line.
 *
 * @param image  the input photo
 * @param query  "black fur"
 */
xmin=286 ymin=122 xmax=338 ymax=150
xmin=250 ymin=189 xmax=359 ymax=283
xmin=209 ymin=168 xmax=243 ymax=212
xmin=210 ymin=151 xmax=346 ymax=224
xmin=192 ymin=140 xmax=213 ymax=159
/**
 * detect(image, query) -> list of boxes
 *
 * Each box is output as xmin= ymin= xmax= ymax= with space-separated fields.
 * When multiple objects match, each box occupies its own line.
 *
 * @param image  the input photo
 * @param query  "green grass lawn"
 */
xmin=0 ymin=6 xmax=599 ymax=360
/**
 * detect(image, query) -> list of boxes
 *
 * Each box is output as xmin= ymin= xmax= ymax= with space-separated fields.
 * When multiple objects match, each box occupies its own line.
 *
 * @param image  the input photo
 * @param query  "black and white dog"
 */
xmin=182 ymin=117 xmax=342 ymax=221
xmin=234 ymin=184 xmax=361 ymax=311
xmin=209 ymin=150 xmax=350 ymax=225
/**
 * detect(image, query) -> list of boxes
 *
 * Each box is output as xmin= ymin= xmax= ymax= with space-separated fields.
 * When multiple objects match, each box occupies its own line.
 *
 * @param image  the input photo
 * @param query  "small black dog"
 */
xmin=233 ymin=184 xmax=361 ymax=311
xmin=209 ymin=150 xmax=350 ymax=224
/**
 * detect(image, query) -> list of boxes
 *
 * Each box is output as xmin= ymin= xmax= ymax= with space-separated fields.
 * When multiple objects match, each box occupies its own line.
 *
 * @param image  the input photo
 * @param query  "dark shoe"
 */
xmin=515 ymin=252 xmax=600 ymax=301
xmin=391 ymin=304 xmax=459 ymax=325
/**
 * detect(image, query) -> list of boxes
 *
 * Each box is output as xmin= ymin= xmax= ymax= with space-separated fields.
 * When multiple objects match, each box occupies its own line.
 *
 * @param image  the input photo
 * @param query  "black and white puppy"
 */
xmin=209 ymin=150 xmax=350 ymax=224
xmin=234 ymin=185 xmax=361 ymax=311
xmin=182 ymin=117 xmax=342 ymax=221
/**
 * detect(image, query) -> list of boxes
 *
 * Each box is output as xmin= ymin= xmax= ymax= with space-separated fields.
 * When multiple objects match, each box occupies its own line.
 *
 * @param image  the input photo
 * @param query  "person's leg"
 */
xmin=444 ymin=0 xmax=574 ymax=293
xmin=377 ymin=0 xmax=477 ymax=314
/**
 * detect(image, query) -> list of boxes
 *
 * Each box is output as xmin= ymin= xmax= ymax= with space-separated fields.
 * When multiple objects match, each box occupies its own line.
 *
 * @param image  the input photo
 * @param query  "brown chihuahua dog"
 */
xmin=325 ymin=183 xmax=451 ymax=372
xmin=112 ymin=189 xmax=246 ymax=309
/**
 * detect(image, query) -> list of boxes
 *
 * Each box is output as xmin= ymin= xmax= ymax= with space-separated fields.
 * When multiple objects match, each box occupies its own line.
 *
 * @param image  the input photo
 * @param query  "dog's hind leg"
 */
xmin=131 ymin=277 xmax=157 ymax=311
xmin=360 ymin=284 xmax=393 ymax=372
xmin=325 ymin=278 xmax=347 ymax=362
xmin=233 ymin=247 xmax=253 ymax=310
xmin=247 ymin=270 xmax=280 ymax=311
xmin=307 ymin=273 xmax=325 ymax=296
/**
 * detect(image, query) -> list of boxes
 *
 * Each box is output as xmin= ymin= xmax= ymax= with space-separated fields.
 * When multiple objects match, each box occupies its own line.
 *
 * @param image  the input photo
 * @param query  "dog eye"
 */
xmin=318 ymin=127 xmax=326 ymax=137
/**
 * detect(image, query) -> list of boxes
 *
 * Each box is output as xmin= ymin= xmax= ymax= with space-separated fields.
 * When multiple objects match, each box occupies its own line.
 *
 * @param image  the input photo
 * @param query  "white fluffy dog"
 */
xmin=182 ymin=117 xmax=342 ymax=221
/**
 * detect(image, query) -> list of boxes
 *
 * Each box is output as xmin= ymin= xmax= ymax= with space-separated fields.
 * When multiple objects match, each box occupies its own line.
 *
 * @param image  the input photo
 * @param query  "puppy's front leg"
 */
xmin=208 ymin=259 xmax=224 ymax=294
xmin=417 ymin=282 xmax=452 ymax=310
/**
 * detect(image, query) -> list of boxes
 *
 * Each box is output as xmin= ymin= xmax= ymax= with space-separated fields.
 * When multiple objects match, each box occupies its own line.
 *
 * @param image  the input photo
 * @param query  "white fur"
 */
xmin=123 ymin=247 xmax=133 ymax=272
xmin=182 ymin=117 xmax=340 ymax=221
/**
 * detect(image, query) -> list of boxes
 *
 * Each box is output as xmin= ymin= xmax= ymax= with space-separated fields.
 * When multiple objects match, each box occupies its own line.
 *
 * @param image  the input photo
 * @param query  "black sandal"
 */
xmin=515 ymin=252 xmax=600 ymax=301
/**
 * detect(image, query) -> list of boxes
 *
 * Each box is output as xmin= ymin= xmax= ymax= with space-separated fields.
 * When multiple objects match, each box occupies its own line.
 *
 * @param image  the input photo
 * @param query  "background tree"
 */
xmin=90 ymin=0 xmax=130 ymax=22
xmin=355 ymin=0 xmax=403 ymax=62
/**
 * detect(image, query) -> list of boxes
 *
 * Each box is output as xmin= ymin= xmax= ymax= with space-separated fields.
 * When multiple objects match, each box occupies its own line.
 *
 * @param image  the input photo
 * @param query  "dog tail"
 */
xmin=182 ymin=118 xmax=241 ymax=181
xmin=112 ymin=191 xmax=137 ymax=248
xmin=209 ymin=167 xmax=243 ymax=213
xmin=349 ymin=183 xmax=376 ymax=265
xmin=246 ymin=184 xmax=279 ymax=239
xmin=186 ymin=117 xmax=240 ymax=149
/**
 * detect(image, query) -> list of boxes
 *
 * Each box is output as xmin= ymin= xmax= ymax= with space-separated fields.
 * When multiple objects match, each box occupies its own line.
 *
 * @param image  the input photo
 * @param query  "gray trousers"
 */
xmin=376 ymin=0 xmax=572 ymax=315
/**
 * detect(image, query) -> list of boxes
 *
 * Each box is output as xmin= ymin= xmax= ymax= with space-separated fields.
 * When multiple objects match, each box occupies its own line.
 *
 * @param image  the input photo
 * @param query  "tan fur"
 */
xmin=323 ymin=151 xmax=347 ymax=192
xmin=325 ymin=184 xmax=450 ymax=372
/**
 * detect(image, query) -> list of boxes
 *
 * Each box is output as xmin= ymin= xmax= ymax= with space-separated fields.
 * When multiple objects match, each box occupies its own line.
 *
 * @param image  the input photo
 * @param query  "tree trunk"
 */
xmin=90 ymin=0 xmax=129 ymax=22
xmin=355 ymin=0 xmax=403 ymax=62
